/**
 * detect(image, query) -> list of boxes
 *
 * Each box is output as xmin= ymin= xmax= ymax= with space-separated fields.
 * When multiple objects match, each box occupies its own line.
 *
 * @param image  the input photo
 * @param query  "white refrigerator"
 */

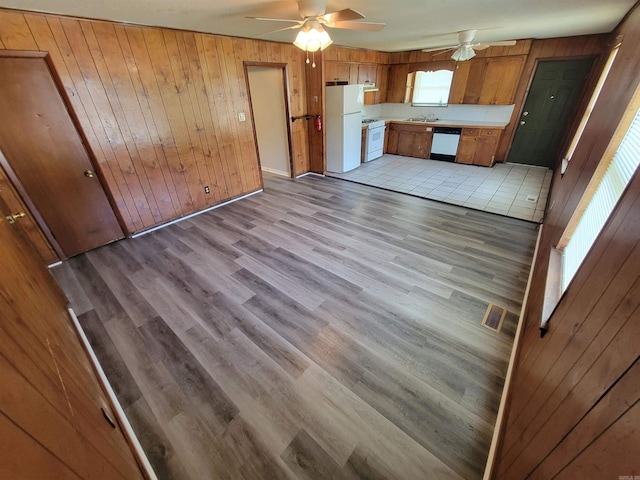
xmin=325 ymin=84 xmax=364 ymax=173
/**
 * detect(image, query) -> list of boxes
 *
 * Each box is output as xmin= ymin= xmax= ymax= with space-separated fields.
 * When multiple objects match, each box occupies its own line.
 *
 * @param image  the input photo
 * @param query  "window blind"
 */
xmin=562 ymin=106 xmax=640 ymax=291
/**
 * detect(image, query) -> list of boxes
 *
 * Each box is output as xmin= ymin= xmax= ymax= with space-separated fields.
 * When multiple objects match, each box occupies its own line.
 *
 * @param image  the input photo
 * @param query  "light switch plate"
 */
xmin=238 ymin=112 xmax=246 ymax=122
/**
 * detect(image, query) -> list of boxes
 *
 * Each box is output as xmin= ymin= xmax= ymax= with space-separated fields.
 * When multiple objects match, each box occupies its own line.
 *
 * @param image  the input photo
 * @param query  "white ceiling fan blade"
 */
xmin=473 ymin=40 xmax=517 ymax=50
xmin=327 ymin=21 xmax=385 ymax=31
xmin=320 ymin=8 xmax=365 ymax=23
xmin=479 ymin=40 xmax=517 ymax=48
xmin=255 ymin=23 xmax=304 ymax=36
xmin=430 ymin=48 xmax=456 ymax=56
xmin=421 ymin=44 xmax=458 ymax=53
xmin=246 ymin=16 xmax=302 ymax=23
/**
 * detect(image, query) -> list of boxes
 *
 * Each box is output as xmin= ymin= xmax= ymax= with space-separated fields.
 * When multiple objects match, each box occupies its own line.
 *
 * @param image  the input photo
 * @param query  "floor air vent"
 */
xmin=481 ymin=304 xmax=507 ymax=333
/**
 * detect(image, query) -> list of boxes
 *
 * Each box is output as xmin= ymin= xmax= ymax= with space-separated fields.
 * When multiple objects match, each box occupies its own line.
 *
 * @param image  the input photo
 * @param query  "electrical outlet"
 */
xmin=204 ymin=186 xmax=210 ymax=194
xmin=238 ymin=112 xmax=246 ymax=122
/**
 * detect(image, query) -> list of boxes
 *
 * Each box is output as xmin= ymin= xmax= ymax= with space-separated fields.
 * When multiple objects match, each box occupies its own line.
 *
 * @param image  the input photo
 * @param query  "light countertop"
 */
xmin=366 ymin=118 xmax=508 ymax=129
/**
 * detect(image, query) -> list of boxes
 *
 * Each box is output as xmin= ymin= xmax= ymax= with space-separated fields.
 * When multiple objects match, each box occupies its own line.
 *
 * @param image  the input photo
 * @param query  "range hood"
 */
xmin=363 ymin=83 xmax=379 ymax=92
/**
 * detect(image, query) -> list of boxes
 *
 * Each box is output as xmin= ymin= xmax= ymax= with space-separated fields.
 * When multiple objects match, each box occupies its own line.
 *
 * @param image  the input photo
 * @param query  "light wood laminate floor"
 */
xmin=52 ymin=174 xmax=538 ymax=480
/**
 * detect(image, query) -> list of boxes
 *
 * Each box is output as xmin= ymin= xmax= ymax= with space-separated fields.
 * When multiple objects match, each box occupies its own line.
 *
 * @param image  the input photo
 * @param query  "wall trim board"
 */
xmin=483 ymin=224 xmax=543 ymax=480
xmin=131 ymin=188 xmax=263 ymax=238
xmin=67 ymin=307 xmax=158 ymax=480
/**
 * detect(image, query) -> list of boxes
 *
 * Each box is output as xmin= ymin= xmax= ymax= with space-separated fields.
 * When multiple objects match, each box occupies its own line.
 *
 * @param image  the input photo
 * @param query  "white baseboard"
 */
xmin=68 ymin=308 xmax=158 ymax=480
xmin=131 ymin=189 xmax=262 ymax=238
xmin=261 ymin=167 xmax=290 ymax=177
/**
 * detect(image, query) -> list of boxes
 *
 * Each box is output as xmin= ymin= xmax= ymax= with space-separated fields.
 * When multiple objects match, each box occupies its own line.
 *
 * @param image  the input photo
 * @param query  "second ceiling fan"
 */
xmin=423 ymin=30 xmax=517 ymax=61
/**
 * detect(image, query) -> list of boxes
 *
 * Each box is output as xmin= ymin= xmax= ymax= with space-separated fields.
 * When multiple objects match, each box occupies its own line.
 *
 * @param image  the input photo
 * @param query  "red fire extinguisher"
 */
xmin=315 ymin=115 xmax=322 ymax=132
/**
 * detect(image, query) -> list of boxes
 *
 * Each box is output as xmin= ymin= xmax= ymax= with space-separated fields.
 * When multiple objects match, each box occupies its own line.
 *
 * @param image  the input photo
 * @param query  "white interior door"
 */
xmin=247 ymin=66 xmax=291 ymax=177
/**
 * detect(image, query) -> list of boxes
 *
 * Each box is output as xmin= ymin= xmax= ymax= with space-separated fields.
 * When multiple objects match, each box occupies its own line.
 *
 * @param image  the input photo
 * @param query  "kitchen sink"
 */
xmin=405 ymin=117 xmax=440 ymax=122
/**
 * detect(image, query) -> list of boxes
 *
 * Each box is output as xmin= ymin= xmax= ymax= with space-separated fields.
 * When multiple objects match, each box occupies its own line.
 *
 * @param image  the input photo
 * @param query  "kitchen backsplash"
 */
xmin=362 ymin=103 xmax=515 ymax=125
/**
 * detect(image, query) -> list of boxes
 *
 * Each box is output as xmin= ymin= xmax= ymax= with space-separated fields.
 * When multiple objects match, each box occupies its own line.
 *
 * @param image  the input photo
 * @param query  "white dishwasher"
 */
xmin=431 ymin=127 xmax=462 ymax=162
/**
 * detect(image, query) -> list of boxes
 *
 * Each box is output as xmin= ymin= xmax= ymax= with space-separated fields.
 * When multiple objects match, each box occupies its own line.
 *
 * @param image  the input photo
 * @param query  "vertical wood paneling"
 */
xmin=0 ymin=10 xmax=38 ymax=50
xmin=490 ymin=5 xmax=640 ymax=478
xmin=122 ymin=26 xmax=187 ymax=212
xmin=0 ymin=8 xmax=309 ymax=234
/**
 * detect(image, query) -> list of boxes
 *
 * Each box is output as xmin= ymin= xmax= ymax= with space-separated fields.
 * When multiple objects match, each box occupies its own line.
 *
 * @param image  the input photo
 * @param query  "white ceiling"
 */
xmin=1 ymin=0 xmax=636 ymax=52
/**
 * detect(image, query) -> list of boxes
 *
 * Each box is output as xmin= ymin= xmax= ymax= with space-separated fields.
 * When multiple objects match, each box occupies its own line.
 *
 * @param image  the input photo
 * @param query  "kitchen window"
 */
xmin=412 ymin=69 xmax=453 ymax=106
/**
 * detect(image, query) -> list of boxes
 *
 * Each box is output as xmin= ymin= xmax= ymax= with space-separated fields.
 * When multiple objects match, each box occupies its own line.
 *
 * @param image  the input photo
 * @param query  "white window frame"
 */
xmin=558 ymin=103 xmax=640 ymax=292
xmin=411 ymin=69 xmax=453 ymax=106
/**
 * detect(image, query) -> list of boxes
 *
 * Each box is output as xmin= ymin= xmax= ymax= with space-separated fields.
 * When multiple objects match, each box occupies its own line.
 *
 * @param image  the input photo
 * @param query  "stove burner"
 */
xmin=362 ymin=119 xmax=386 ymax=129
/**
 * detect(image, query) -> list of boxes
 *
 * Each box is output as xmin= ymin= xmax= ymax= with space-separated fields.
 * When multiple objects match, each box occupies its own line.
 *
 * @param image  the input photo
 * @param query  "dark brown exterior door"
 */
xmin=507 ymin=58 xmax=593 ymax=168
xmin=0 ymin=54 xmax=123 ymax=257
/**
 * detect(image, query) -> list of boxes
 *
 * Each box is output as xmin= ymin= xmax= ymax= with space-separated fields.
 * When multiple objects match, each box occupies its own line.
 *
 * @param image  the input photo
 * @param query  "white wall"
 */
xmin=362 ymin=103 xmax=515 ymax=125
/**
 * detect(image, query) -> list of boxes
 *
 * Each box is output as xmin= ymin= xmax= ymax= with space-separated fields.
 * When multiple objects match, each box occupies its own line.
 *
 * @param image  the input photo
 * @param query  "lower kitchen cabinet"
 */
xmin=387 ymin=123 xmax=433 ymax=159
xmin=456 ymin=128 xmax=502 ymax=166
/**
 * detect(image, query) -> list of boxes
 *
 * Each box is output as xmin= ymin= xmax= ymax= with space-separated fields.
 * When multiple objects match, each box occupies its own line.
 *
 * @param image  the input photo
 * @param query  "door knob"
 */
xmin=6 ymin=212 xmax=26 ymax=223
xmin=520 ymin=121 xmax=526 ymax=125
xmin=84 ymin=170 xmax=95 ymax=178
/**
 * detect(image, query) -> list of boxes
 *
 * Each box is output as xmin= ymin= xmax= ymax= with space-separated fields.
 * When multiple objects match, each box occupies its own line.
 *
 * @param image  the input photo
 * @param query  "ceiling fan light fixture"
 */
xmin=293 ymin=23 xmax=333 ymax=52
xmin=451 ymin=45 xmax=476 ymax=62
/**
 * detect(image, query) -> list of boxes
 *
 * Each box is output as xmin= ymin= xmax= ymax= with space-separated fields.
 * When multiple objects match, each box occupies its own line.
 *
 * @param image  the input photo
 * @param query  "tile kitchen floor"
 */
xmin=327 ymin=154 xmax=553 ymax=222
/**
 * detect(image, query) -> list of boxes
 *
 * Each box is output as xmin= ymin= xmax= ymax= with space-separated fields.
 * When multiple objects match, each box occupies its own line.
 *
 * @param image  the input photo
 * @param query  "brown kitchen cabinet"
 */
xmin=325 ymin=61 xmax=352 ymax=84
xmin=387 ymin=123 xmax=433 ymax=159
xmin=361 ymin=126 xmax=367 ymax=163
xmin=463 ymin=56 xmax=525 ymax=105
xmin=357 ymin=64 xmax=377 ymax=86
xmin=385 ymin=56 xmax=522 ymax=106
xmin=326 ymin=61 xmax=387 ymax=105
xmin=456 ymin=128 xmax=502 ymax=166
xmin=376 ymin=65 xmax=389 ymax=104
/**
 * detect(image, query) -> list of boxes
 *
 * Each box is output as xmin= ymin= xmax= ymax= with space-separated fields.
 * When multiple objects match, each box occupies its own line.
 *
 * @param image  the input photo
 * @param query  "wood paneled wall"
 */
xmin=490 ymin=4 xmax=640 ymax=478
xmin=0 ymin=8 xmax=310 ymax=234
xmin=324 ymin=45 xmax=391 ymax=64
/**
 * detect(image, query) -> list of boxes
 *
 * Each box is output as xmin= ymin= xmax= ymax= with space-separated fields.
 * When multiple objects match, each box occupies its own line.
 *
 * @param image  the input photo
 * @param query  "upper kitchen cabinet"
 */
xmin=325 ymin=61 xmax=353 ymax=84
xmin=462 ymin=56 xmax=526 ymax=104
xmin=376 ymin=64 xmax=389 ymax=103
xmin=387 ymin=64 xmax=411 ymax=103
xmin=387 ymin=56 xmax=525 ymax=105
xmin=357 ymin=63 xmax=378 ymax=86
xmin=325 ymin=61 xmax=388 ymax=104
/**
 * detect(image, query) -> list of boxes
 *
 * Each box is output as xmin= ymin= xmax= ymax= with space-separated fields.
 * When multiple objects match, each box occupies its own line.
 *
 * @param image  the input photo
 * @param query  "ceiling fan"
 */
xmin=423 ymin=30 xmax=516 ymax=61
xmin=248 ymin=0 xmax=385 ymax=53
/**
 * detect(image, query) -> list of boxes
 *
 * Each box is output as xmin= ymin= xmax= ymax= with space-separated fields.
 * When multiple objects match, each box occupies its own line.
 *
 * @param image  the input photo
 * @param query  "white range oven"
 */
xmin=362 ymin=119 xmax=386 ymax=162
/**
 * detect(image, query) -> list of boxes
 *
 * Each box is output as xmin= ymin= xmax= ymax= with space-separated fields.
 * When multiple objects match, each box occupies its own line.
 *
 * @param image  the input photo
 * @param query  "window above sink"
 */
xmin=411 ymin=70 xmax=454 ymax=106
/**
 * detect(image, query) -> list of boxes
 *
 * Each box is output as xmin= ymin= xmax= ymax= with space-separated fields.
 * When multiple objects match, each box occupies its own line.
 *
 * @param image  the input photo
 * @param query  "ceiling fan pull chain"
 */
xmin=312 ymin=50 xmax=316 ymax=68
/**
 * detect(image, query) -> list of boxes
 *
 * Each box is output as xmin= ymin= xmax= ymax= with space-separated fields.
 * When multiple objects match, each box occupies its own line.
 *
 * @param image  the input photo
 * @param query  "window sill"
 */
xmin=540 ymin=246 xmax=563 ymax=337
